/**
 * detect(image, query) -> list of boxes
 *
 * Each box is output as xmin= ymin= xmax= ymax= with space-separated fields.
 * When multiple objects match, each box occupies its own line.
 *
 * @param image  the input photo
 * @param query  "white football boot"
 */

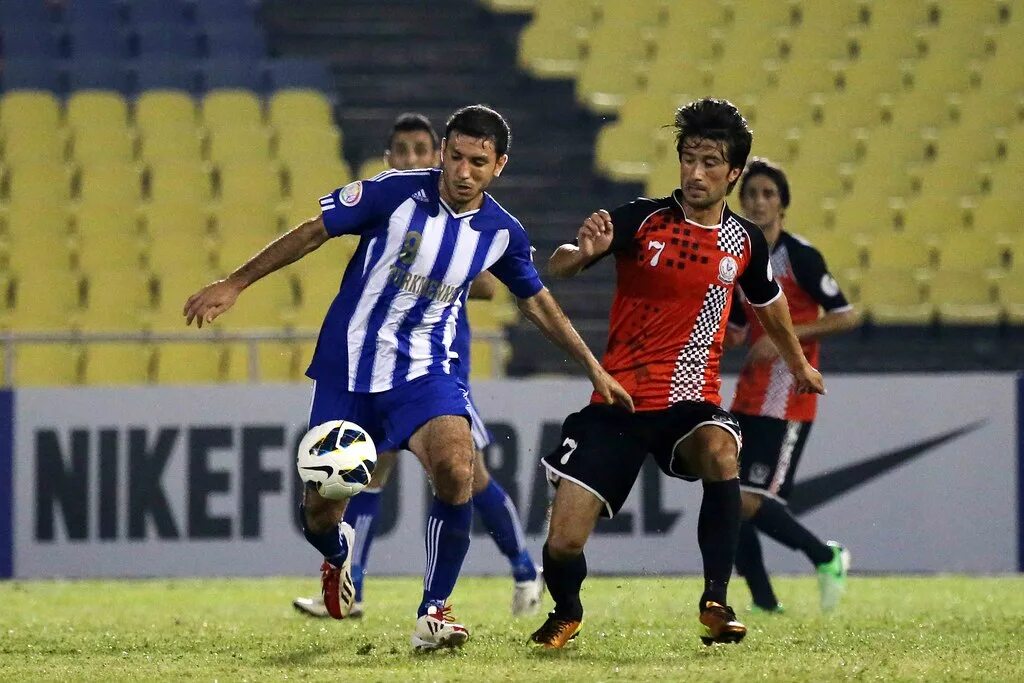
xmin=292 ymin=595 xmax=329 ymax=618
xmin=410 ymin=603 xmax=469 ymax=651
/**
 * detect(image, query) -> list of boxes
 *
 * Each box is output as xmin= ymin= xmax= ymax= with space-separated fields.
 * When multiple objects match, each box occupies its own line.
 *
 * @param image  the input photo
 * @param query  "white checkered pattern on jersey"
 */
xmin=669 ymin=283 xmax=729 ymax=403
xmin=770 ymin=242 xmax=791 ymax=281
xmin=719 ymin=216 xmax=747 ymax=257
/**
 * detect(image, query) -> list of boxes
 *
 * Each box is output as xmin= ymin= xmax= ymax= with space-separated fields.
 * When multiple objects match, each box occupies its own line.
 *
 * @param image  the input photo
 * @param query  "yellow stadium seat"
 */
xmin=998 ymin=274 xmax=1024 ymax=324
xmin=7 ymin=269 xmax=80 ymax=331
xmin=146 ymin=162 xmax=213 ymax=205
xmin=981 ymin=18 xmax=1024 ymax=91
xmin=77 ymin=163 xmax=142 ymax=209
xmin=77 ymin=269 xmax=152 ymax=331
xmin=291 ymin=239 xmax=355 ymax=327
xmin=2 ymin=127 xmax=65 ymax=166
xmin=897 ymin=193 xmax=974 ymax=236
xmin=518 ymin=0 xmax=596 ymax=78
xmin=135 ymin=90 xmax=197 ymax=131
xmin=6 ymin=162 xmax=70 ymax=206
xmin=574 ymin=0 xmax=662 ymax=112
xmin=257 ymin=341 xmax=307 ymax=382
xmin=213 ymin=205 xmax=279 ymax=271
xmin=268 ymin=89 xmax=334 ymax=129
xmin=934 ymin=233 xmax=1006 ymax=272
xmin=83 ymin=342 xmax=155 ymax=385
xmin=142 ymin=204 xmax=217 ymax=274
xmin=217 ymin=163 xmax=282 ymax=209
xmin=153 ymin=341 xmax=248 ymax=384
xmin=66 ymin=91 xmax=129 ymax=130
xmin=594 ymin=92 xmax=691 ymax=181
xmin=3 ymin=203 xmax=73 ymax=274
xmin=800 ymin=232 xmax=865 ymax=275
xmin=70 ymin=126 xmax=135 ymax=165
xmin=138 ymin=125 xmax=203 ymax=163
xmin=357 ymin=157 xmax=389 ymax=181
xmin=971 ymin=196 xmax=1024 ymax=236
xmin=207 ymin=125 xmax=272 ymax=165
xmin=1008 ymin=236 xmax=1024 ymax=272
xmin=0 ymin=343 xmax=6 ymax=385
xmin=12 ymin=343 xmax=84 ymax=386
xmin=858 ymin=267 xmax=932 ymax=324
xmin=0 ymin=91 xmax=61 ymax=134
xmin=75 ymin=206 xmax=145 ymax=273
xmin=274 ymin=126 xmax=341 ymax=167
xmin=469 ymin=337 xmax=509 ymax=380
xmin=863 ymin=233 xmax=934 ymax=270
xmin=286 ymin=161 xmax=352 ymax=202
xmin=929 ymin=269 xmax=1000 ymax=324
xmin=201 ymin=89 xmax=263 ymax=131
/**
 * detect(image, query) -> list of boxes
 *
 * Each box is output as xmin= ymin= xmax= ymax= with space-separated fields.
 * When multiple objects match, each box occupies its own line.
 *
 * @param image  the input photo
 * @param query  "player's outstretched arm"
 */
xmin=750 ymin=295 xmax=826 ymax=395
xmin=183 ymin=214 xmax=330 ymax=328
xmin=548 ymin=210 xmax=615 ymax=278
xmin=517 ymin=287 xmax=634 ymax=412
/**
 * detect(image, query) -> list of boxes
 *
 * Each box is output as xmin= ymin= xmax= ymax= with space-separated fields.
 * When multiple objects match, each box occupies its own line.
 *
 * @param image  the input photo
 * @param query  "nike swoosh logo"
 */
xmin=301 ymin=465 xmax=335 ymax=477
xmin=788 ymin=420 xmax=985 ymax=515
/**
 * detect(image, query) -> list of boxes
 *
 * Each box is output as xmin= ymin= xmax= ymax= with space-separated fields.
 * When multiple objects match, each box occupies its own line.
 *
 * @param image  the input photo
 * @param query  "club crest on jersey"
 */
xmin=339 ymin=181 xmax=363 ymax=206
xmin=820 ymin=273 xmax=840 ymax=297
xmin=718 ymin=256 xmax=738 ymax=284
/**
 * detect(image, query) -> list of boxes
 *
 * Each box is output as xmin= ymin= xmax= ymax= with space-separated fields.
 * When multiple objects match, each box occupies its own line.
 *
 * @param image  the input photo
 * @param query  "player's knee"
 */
xmin=547 ymin=529 xmax=586 ymax=560
xmin=694 ymin=427 xmax=739 ymax=481
xmin=431 ymin=451 xmax=474 ymax=502
xmin=740 ymin=490 xmax=763 ymax=520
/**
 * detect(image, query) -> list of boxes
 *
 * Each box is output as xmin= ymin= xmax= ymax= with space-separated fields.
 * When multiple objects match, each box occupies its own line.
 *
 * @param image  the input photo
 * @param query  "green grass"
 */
xmin=2 ymin=575 xmax=1023 ymax=681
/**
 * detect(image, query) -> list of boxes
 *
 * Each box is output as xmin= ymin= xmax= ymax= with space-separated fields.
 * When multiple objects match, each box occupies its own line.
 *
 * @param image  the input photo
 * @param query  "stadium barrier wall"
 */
xmin=2 ymin=374 xmax=1020 ymax=579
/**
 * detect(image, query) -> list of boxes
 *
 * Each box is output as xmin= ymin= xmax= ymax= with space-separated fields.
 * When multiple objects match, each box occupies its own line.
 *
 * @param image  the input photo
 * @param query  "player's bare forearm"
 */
xmin=517 ymin=288 xmax=600 ymax=372
xmin=184 ymin=215 xmax=329 ymax=328
xmin=792 ymin=308 xmax=861 ymax=341
xmin=751 ymin=295 xmax=811 ymax=372
xmin=752 ymin=295 xmax=826 ymax=394
xmin=468 ymin=271 xmax=498 ymax=300
xmin=229 ymin=215 xmax=330 ymax=290
xmin=548 ymin=244 xmax=588 ymax=279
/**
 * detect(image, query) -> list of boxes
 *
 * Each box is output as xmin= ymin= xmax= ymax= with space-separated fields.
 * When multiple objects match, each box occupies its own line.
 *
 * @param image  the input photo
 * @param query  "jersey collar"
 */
xmin=671 ymin=189 xmax=727 ymax=229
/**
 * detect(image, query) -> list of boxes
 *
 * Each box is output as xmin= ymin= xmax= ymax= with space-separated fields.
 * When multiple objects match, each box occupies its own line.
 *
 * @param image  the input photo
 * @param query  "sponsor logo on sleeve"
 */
xmin=820 ymin=273 xmax=840 ymax=297
xmin=339 ymin=181 xmax=363 ymax=207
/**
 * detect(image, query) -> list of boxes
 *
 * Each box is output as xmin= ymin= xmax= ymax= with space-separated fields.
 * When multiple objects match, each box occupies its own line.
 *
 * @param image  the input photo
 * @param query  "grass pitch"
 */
xmin=2 ymin=575 xmax=1023 ymax=681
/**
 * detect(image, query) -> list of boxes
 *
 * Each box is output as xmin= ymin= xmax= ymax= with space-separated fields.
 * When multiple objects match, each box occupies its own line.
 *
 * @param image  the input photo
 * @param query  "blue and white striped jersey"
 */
xmin=306 ymin=168 xmax=543 ymax=393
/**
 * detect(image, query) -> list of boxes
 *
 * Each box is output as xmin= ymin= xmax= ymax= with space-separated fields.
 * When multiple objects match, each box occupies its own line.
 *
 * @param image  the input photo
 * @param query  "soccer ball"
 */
xmin=297 ymin=420 xmax=378 ymax=500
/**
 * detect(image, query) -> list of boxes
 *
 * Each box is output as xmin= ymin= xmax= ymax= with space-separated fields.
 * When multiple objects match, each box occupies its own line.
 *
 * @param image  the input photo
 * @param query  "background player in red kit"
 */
xmin=529 ymin=99 xmax=825 ymax=649
xmin=725 ymin=159 xmax=860 ymax=614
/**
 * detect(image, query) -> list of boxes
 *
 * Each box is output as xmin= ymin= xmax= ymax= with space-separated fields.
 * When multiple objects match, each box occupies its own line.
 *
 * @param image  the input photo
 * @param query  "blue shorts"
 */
xmin=309 ymin=373 xmax=472 ymax=452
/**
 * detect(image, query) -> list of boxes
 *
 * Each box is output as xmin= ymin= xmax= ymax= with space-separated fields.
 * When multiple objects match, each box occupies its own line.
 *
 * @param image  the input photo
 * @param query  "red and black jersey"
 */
xmin=588 ymin=191 xmax=781 ymax=411
xmin=729 ymin=230 xmax=851 ymax=422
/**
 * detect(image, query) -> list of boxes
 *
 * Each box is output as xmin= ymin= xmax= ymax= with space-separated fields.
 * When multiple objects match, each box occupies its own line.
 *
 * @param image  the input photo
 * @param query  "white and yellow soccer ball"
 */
xmin=297 ymin=420 xmax=378 ymax=500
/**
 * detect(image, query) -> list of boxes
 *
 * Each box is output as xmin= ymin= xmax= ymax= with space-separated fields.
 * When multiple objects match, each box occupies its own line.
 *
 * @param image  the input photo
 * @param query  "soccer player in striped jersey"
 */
xmin=530 ymin=99 xmax=824 ymax=649
xmin=725 ymin=158 xmax=860 ymax=613
xmin=184 ymin=105 xmax=630 ymax=651
xmin=291 ymin=113 xmax=543 ymax=621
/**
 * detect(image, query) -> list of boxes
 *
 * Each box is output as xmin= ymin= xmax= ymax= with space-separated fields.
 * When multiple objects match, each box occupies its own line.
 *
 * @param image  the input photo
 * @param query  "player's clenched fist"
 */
xmin=577 ymin=209 xmax=614 ymax=259
xmin=183 ymin=278 xmax=243 ymax=329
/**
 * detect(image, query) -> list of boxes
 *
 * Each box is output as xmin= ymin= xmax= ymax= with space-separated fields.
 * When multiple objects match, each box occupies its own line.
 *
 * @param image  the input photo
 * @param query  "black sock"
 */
xmin=735 ymin=522 xmax=779 ymax=609
xmin=542 ymin=542 xmax=586 ymax=621
xmin=698 ymin=478 xmax=741 ymax=610
xmin=751 ymin=497 xmax=833 ymax=566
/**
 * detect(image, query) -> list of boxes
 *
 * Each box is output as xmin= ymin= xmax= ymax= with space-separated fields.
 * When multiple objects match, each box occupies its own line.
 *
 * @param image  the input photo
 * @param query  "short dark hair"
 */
xmin=388 ymin=112 xmax=439 ymax=150
xmin=740 ymin=157 xmax=791 ymax=208
xmin=674 ymin=98 xmax=753 ymax=190
xmin=445 ymin=104 xmax=511 ymax=157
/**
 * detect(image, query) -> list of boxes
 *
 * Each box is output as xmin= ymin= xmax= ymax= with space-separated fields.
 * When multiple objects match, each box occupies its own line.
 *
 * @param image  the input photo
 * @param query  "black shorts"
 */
xmin=735 ymin=413 xmax=813 ymax=501
xmin=541 ymin=401 xmax=742 ymax=518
